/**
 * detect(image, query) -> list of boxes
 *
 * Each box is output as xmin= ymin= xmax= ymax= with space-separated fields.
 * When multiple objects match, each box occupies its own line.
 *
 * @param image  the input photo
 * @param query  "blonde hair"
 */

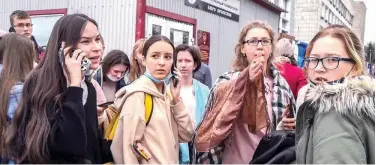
xmin=232 ymin=21 xmax=276 ymax=77
xmin=129 ymin=39 xmax=146 ymax=82
xmin=305 ymin=25 xmax=366 ymax=76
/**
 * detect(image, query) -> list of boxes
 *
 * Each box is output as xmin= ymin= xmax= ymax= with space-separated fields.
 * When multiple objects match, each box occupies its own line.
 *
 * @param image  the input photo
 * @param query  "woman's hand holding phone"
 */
xmin=132 ymin=142 xmax=152 ymax=162
xmin=62 ymin=42 xmax=86 ymax=87
xmin=281 ymin=106 xmax=296 ymax=130
xmin=170 ymin=67 xmax=182 ymax=105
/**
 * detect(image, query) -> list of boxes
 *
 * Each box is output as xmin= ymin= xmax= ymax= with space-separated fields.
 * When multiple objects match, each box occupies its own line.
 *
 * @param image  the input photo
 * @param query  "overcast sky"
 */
xmin=363 ymin=0 xmax=375 ymax=43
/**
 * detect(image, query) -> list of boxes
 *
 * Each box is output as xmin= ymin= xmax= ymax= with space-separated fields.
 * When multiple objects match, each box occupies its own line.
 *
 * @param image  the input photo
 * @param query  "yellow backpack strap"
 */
xmin=144 ymin=93 xmax=153 ymax=126
xmin=105 ymin=113 xmax=120 ymax=140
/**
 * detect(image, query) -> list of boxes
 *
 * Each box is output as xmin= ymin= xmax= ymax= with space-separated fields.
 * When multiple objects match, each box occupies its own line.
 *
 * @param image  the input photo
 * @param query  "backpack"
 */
xmin=249 ymin=130 xmax=296 ymax=164
xmin=105 ymin=93 xmax=153 ymax=141
xmin=101 ymin=93 xmax=153 ymax=164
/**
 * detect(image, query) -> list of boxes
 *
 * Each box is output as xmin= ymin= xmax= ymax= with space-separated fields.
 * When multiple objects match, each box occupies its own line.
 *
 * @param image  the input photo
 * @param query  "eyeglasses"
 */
xmin=13 ymin=23 xmax=33 ymax=29
xmin=304 ymin=56 xmax=355 ymax=70
xmin=243 ymin=39 xmax=272 ymax=46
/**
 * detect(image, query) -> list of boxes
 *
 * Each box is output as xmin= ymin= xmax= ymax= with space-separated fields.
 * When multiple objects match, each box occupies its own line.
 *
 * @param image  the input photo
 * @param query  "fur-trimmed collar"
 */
xmin=305 ymin=76 xmax=375 ymax=119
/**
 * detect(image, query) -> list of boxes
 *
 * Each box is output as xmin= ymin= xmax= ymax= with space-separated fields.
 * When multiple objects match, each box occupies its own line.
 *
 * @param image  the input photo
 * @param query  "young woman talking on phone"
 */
xmin=2 ymin=14 xmax=109 ymax=163
xmin=111 ymin=35 xmax=194 ymax=164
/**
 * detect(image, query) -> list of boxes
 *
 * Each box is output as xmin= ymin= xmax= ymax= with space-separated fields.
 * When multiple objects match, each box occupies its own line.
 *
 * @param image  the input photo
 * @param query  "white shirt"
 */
xmin=180 ymin=85 xmax=196 ymax=126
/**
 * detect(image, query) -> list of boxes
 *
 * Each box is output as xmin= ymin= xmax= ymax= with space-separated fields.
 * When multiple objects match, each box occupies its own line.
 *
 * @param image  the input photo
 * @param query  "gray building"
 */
xmin=269 ymin=0 xmax=295 ymax=34
xmin=351 ymin=0 xmax=366 ymax=43
xmin=294 ymin=0 xmax=366 ymax=43
xmin=0 ymin=0 xmax=285 ymax=81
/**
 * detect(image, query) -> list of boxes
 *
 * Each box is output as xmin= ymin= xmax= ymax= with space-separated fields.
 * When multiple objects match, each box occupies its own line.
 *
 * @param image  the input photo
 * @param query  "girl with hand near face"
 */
xmin=194 ymin=21 xmax=295 ymax=164
xmin=111 ymin=35 xmax=194 ymax=164
xmin=2 ymin=14 xmax=108 ymax=164
xmin=295 ymin=25 xmax=374 ymax=164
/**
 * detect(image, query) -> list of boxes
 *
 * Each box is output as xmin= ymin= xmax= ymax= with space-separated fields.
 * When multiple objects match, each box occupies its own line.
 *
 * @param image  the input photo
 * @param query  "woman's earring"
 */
xmin=242 ymin=53 xmax=246 ymax=57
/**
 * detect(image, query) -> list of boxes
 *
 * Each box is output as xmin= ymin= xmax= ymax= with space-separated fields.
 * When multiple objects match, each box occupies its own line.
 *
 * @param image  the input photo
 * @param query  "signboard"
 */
xmin=185 ymin=0 xmax=240 ymax=22
xmin=197 ymin=30 xmax=210 ymax=64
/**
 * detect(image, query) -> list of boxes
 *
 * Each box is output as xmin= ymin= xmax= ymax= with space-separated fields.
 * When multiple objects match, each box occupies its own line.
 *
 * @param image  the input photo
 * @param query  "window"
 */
xmin=31 ymin=14 xmax=64 ymax=47
xmin=170 ymin=29 xmax=189 ymax=46
xmin=28 ymin=9 xmax=67 ymax=47
xmin=282 ymin=20 xmax=288 ymax=29
xmin=325 ymin=6 xmax=329 ymax=21
xmin=152 ymin=24 xmax=162 ymax=35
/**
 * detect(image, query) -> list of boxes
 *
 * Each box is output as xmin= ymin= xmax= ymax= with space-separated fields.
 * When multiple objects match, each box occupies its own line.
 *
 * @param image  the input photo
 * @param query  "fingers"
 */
xmin=283 ymin=122 xmax=295 ymax=128
xmin=77 ymin=51 xmax=86 ymax=62
xmin=253 ymin=67 xmax=262 ymax=77
xmin=282 ymin=117 xmax=295 ymax=123
xmin=282 ymin=117 xmax=296 ymax=129
xmin=71 ymin=49 xmax=83 ymax=60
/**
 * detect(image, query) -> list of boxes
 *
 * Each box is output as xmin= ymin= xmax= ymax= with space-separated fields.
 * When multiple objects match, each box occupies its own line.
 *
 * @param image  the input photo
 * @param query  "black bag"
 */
xmin=250 ymin=130 xmax=296 ymax=164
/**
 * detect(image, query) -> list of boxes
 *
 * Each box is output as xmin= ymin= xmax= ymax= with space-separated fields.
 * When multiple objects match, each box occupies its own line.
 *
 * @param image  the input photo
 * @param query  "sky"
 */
xmin=363 ymin=0 xmax=375 ymax=43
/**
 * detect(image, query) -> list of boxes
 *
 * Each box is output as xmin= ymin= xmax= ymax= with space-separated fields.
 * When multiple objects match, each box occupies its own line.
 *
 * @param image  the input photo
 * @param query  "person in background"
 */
xmin=9 ymin=10 xmax=33 ymax=38
xmin=93 ymin=50 xmax=130 ymax=134
xmin=0 ymin=34 xmax=35 ymax=163
xmin=194 ymin=21 xmax=296 ymax=164
xmin=296 ymin=25 xmax=374 ymax=164
xmin=93 ymin=49 xmax=130 ymax=102
xmin=274 ymin=38 xmax=307 ymax=99
xmin=111 ymin=35 xmax=194 ymax=164
xmin=9 ymin=10 xmax=44 ymax=62
xmin=129 ymin=39 xmax=146 ymax=82
xmin=193 ymin=45 xmax=212 ymax=88
xmin=2 ymin=14 xmax=109 ymax=163
xmin=175 ymin=44 xmax=210 ymax=164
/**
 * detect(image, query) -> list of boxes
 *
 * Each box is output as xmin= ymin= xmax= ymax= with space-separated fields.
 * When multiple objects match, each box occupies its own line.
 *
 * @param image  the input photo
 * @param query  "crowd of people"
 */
xmin=0 ymin=10 xmax=374 ymax=164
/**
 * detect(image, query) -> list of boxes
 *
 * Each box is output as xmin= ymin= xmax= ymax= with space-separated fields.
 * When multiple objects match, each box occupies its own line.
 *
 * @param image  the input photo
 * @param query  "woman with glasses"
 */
xmin=296 ymin=25 xmax=374 ymax=164
xmin=194 ymin=21 xmax=295 ymax=164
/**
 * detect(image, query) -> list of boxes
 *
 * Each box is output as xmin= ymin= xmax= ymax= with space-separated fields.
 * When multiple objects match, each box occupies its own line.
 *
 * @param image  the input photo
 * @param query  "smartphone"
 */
xmin=171 ymin=54 xmax=179 ymax=88
xmin=286 ymin=104 xmax=295 ymax=118
xmin=98 ymin=101 xmax=114 ymax=108
xmin=58 ymin=45 xmax=91 ymax=73
xmin=132 ymin=142 xmax=149 ymax=162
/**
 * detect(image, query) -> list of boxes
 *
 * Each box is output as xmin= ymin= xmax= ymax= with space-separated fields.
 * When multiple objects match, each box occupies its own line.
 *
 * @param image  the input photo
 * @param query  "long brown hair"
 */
xmin=0 ymin=34 xmax=35 ymax=154
xmin=3 ymin=14 xmax=98 ymax=163
xmin=232 ymin=21 xmax=276 ymax=77
xmin=129 ymin=39 xmax=146 ymax=82
xmin=304 ymin=24 xmax=366 ymax=76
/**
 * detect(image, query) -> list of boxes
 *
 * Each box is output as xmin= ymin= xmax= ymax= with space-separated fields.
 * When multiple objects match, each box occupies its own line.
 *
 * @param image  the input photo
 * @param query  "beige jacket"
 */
xmin=110 ymin=76 xmax=194 ymax=164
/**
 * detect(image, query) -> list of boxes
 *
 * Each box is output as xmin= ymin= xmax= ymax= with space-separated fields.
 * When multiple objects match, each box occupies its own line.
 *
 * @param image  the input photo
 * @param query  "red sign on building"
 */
xmin=197 ymin=30 xmax=210 ymax=64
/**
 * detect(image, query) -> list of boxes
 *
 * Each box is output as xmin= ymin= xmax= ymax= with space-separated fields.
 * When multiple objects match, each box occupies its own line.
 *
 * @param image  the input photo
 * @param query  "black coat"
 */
xmin=250 ymin=130 xmax=296 ymax=164
xmin=17 ymin=81 xmax=109 ymax=164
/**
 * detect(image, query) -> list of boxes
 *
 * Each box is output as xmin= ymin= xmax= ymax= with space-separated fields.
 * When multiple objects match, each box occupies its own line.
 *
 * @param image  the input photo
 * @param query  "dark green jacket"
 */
xmin=296 ymin=76 xmax=375 ymax=164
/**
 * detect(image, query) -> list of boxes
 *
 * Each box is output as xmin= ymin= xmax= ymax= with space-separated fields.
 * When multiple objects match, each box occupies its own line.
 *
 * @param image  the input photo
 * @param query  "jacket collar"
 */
xmin=305 ymin=76 xmax=375 ymax=119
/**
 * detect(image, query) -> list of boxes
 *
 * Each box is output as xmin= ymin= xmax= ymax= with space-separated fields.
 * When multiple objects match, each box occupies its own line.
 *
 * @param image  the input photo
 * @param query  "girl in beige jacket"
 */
xmin=110 ymin=35 xmax=194 ymax=164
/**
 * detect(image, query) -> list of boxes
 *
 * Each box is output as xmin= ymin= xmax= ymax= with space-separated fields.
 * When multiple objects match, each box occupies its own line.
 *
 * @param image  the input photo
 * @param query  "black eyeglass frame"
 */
xmin=304 ymin=56 xmax=355 ymax=70
xmin=242 ymin=39 xmax=272 ymax=46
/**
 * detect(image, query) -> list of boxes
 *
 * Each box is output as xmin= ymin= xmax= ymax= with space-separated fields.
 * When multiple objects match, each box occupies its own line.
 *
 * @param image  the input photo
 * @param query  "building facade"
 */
xmin=269 ymin=0 xmax=295 ymax=34
xmin=294 ymin=0 xmax=366 ymax=43
xmin=351 ymin=0 xmax=366 ymax=43
xmin=0 ymin=0 xmax=285 ymax=81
